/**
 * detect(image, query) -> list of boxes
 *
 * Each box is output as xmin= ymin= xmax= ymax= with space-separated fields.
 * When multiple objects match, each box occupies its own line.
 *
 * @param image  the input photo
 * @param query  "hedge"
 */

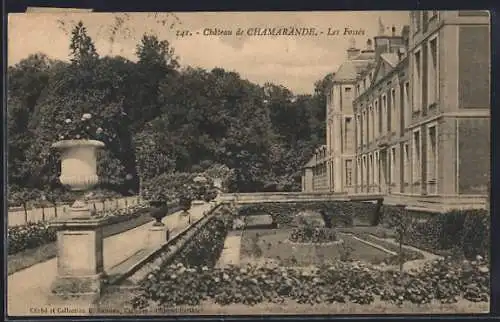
xmin=381 ymin=207 xmax=489 ymax=261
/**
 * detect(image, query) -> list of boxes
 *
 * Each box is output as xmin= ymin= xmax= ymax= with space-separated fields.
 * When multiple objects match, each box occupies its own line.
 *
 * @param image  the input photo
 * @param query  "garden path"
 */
xmin=7 ymin=203 xmax=213 ymax=316
xmin=366 ymin=234 xmax=443 ymax=271
xmin=216 ymin=231 xmax=242 ymax=267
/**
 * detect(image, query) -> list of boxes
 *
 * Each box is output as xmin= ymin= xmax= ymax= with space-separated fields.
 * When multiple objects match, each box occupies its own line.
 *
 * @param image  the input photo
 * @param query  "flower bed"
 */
xmin=132 ymin=257 xmax=489 ymax=308
xmin=8 ymin=222 xmax=57 ymax=255
xmin=289 ymin=227 xmax=337 ymax=244
xmin=175 ymin=211 xmax=233 ymax=268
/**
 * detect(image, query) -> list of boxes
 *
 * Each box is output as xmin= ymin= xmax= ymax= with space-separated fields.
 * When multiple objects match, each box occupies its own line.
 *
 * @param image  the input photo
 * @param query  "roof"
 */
xmin=332 ymin=52 xmax=375 ymax=82
xmin=380 ymin=53 xmax=399 ymax=68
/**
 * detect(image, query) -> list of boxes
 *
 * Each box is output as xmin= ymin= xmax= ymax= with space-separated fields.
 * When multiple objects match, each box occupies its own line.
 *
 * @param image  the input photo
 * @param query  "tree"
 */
xmin=69 ymin=21 xmax=98 ymax=65
xmin=8 ymin=22 xmax=330 ymax=197
xmin=390 ymin=205 xmax=414 ymax=272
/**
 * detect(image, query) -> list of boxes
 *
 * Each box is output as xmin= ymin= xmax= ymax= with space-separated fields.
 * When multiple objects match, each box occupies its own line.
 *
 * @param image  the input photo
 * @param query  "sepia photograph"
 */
xmin=6 ymin=10 xmax=491 ymax=316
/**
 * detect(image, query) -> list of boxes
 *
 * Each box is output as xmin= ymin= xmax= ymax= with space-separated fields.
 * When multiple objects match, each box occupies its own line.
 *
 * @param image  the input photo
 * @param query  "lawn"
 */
xmin=239 ymin=228 xmax=392 ymax=266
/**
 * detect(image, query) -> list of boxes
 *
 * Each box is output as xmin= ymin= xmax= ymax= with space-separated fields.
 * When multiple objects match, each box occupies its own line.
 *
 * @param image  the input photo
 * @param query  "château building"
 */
xmin=301 ymin=11 xmax=490 ymax=212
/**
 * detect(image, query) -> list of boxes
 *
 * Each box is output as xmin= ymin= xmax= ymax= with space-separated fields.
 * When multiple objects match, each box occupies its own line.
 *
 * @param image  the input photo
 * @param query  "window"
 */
xmin=369 ymin=106 xmax=374 ymax=142
xmin=374 ymin=151 xmax=379 ymax=186
xmin=382 ymin=95 xmax=388 ymax=133
xmin=428 ymin=36 xmax=439 ymax=106
xmin=390 ymin=147 xmax=396 ymax=184
xmin=363 ymin=79 xmax=367 ymax=90
xmin=344 ymin=86 xmax=353 ymax=108
xmin=362 ymin=111 xmax=368 ymax=144
xmin=369 ymin=154 xmax=373 ymax=187
xmin=403 ymin=143 xmax=410 ymax=184
xmin=363 ymin=155 xmax=368 ymax=185
xmin=366 ymin=108 xmax=371 ymax=143
xmin=374 ymin=100 xmax=380 ymax=136
xmin=356 ymin=158 xmax=361 ymax=186
xmin=356 ymin=114 xmax=361 ymax=147
xmin=345 ymin=160 xmax=353 ymax=186
xmin=391 ymin=89 xmax=397 ymax=132
xmin=412 ymin=130 xmax=422 ymax=182
xmin=344 ymin=117 xmax=352 ymax=152
xmin=403 ymin=82 xmax=410 ymax=126
xmin=427 ymin=124 xmax=438 ymax=183
xmin=413 ymin=50 xmax=422 ymax=112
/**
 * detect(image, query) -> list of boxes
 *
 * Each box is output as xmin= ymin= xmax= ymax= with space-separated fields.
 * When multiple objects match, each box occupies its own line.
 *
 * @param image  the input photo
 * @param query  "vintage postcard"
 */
xmin=6 ymin=10 xmax=490 ymax=317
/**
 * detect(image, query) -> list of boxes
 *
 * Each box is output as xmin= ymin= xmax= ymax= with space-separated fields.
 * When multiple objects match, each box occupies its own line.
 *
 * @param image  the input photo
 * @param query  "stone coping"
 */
xmin=49 ymin=216 xmax=112 ymax=228
xmin=51 ymin=139 xmax=105 ymax=149
xmin=283 ymin=239 xmax=344 ymax=246
xmin=106 ymin=203 xmax=222 ymax=285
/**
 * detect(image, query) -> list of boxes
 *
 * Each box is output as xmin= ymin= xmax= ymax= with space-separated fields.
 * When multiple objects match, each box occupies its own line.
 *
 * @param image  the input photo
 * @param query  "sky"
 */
xmin=8 ymin=11 xmax=410 ymax=94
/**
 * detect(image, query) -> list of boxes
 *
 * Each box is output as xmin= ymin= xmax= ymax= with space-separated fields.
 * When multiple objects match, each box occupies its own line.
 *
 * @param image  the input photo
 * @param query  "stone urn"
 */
xmin=51 ymin=139 xmax=105 ymax=218
xmin=179 ymin=196 xmax=192 ymax=214
xmin=149 ymin=200 xmax=169 ymax=226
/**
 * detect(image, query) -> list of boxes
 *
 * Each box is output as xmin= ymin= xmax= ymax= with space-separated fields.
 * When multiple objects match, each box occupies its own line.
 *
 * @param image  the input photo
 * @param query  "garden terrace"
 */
xmin=7 ymin=201 xmax=182 ymax=275
xmin=7 ymin=202 xmax=217 ymax=315
xmin=97 ymin=200 xmax=489 ymax=314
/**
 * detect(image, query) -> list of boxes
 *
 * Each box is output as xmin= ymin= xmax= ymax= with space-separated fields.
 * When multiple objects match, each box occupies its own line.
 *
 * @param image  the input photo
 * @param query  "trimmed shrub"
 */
xmin=403 ymin=208 xmax=489 ymax=260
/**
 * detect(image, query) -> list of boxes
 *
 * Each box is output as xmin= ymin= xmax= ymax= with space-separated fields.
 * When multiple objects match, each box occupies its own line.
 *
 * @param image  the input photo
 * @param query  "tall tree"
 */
xmin=69 ymin=21 xmax=98 ymax=65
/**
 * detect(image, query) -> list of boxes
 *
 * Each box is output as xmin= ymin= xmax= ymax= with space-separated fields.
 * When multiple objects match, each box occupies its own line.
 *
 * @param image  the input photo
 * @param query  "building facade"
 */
xmin=301 ymin=11 xmax=490 ymax=211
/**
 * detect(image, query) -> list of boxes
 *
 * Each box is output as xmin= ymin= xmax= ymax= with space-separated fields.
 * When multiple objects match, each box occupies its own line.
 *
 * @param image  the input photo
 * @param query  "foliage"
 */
xmin=175 ymin=213 xmax=233 ymax=267
xmin=141 ymin=174 xmax=179 ymax=203
xmin=203 ymin=164 xmax=235 ymax=191
xmin=56 ymin=113 xmax=106 ymax=141
xmin=8 ymin=21 xmax=327 ymax=195
xmin=402 ymin=209 xmax=489 ymax=261
xmin=7 ymin=222 xmax=57 ymax=255
xmin=289 ymin=227 xmax=337 ymax=243
xmin=237 ymin=202 xmax=356 ymax=228
xmin=132 ymin=257 xmax=489 ymax=308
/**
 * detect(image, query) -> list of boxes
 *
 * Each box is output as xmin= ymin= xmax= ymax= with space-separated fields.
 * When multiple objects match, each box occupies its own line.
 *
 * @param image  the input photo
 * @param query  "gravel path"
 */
xmin=366 ymin=234 xmax=443 ymax=271
xmin=216 ymin=231 xmax=242 ymax=268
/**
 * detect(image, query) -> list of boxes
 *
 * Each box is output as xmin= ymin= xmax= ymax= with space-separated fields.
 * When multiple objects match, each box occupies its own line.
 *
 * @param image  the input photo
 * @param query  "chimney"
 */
xmin=346 ymin=38 xmax=360 ymax=60
xmin=401 ymin=25 xmax=410 ymax=49
xmin=361 ymin=38 xmax=374 ymax=53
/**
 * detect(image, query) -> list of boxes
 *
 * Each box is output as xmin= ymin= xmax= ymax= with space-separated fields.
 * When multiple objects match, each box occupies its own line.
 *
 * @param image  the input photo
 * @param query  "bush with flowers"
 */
xmin=132 ymin=254 xmax=489 ymax=308
xmin=56 ymin=113 xmax=108 ymax=142
xmin=7 ymin=222 xmax=57 ymax=255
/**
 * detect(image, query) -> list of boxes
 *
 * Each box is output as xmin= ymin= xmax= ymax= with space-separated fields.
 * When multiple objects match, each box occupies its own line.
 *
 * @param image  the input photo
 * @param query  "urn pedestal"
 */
xmin=49 ymin=217 xmax=109 ymax=302
xmin=148 ymin=202 xmax=170 ymax=248
xmin=147 ymin=225 xmax=169 ymax=248
xmin=49 ymin=140 xmax=106 ymax=301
